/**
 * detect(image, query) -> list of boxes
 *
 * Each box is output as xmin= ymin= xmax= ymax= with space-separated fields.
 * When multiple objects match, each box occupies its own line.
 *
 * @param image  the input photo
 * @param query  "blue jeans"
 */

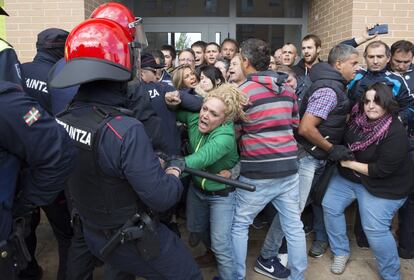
xmin=298 ymin=155 xmax=325 ymax=211
xmin=259 ymin=155 xmax=326 ymax=260
xmin=232 ymin=174 xmax=307 ymax=280
xmin=299 ymin=154 xmax=328 ymax=242
xmin=186 ymin=186 xmax=236 ymax=280
xmin=322 ymin=173 xmax=406 ymax=280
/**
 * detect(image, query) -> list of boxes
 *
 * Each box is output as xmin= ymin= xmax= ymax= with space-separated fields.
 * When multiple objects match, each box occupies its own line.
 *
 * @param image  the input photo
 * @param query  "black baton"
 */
xmin=184 ymin=167 xmax=256 ymax=192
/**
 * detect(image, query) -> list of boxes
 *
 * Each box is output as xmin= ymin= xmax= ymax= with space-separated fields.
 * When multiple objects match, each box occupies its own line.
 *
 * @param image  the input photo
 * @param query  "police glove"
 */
xmin=328 ymin=145 xmax=354 ymax=162
xmin=165 ymin=155 xmax=186 ymax=175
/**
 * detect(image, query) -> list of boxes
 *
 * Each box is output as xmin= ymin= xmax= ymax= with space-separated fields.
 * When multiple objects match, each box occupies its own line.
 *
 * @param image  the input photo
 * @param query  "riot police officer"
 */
xmin=49 ymin=17 xmax=202 ymax=279
xmin=18 ymin=27 xmax=75 ymax=280
xmin=22 ymin=28 xmax=69 ymax=114
xmin=0 ymin=8 xmax=77 ymax=277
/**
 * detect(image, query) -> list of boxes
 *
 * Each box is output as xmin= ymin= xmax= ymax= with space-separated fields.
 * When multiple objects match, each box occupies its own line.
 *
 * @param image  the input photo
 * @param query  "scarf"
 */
xmin=348 ymin=104 xmax=392 ymax=152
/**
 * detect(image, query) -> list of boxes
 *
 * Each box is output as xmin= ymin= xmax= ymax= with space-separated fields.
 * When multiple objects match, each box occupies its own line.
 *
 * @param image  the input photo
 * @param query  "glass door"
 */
xmin=144 ymin=24 xmax=228 ymax=51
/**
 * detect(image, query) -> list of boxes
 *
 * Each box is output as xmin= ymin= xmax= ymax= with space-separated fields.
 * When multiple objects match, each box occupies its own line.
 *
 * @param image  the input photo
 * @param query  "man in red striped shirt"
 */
xmin=231 ymin=38 xmax=307 ymax=280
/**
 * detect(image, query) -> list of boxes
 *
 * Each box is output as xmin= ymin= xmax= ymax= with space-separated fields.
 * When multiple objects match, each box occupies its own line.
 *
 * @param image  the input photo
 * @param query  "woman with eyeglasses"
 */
xmin=322 ymin=82 xmax=414 ymax=279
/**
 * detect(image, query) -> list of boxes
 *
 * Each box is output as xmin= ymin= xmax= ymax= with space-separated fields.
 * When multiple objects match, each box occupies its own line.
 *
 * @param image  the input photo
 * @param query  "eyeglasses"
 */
xmin=178 ymin=58 xmax=194 ymax=63
xmin=171 ymin=63 xmax=193 ymax=73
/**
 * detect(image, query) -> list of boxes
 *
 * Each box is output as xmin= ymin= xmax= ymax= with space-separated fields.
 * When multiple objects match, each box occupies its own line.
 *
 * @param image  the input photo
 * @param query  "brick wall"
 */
xmin=308 ymin=0 xmax=414 ymax=61
xmin=4 ymin=0 xmax=85 ymax=63
xmin=307 ymin=0 xmax=354 ymax=60
xmin=3 ymin=0 xmax=124 ymax=63
xmin=351 ymin=0 xmax=414 ymax=54
xmin=0 ymin=0 xmax=5 ymax=38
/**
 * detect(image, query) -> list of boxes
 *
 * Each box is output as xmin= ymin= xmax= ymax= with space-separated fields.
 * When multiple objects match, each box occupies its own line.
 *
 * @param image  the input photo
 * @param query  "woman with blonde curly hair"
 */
xmin=172 ymin=83 xmax=246 ymax=279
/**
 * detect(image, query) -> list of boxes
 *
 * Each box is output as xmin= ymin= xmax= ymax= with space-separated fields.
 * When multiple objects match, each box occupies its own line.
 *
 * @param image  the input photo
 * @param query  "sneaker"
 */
xmin=254 ymin=255 xmax=291 ymax=279
xmin=331 ymin=255 xmax=349 ymax=274
xmin=308 ymin=240 xmax=329 ymax=258
xmin=195 ymin=249 xmax=217 ymax=268
xmin=277 ymin=253 xmax=288 ymax=267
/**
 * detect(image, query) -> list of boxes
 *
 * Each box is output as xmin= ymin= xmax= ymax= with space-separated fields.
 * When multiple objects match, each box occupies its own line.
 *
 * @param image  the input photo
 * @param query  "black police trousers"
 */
xmin=66 ymin=212 xmax=135 ymax=280
xmin=19 ymin=191 xmax=72 ymax=280
xmin=83 ymin=222 xmax=202 ymax=280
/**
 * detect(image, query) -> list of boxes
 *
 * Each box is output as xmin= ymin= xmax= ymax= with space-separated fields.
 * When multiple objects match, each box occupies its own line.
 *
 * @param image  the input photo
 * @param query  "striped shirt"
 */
xmin=238 ymin=73 xmax=299 ymax=179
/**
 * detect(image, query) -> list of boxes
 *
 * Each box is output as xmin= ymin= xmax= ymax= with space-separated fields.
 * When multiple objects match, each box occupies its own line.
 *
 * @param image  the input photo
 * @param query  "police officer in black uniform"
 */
xmin=0 ymin=7 xmax=77 ymax=279
xmin=22 ymin=28 xmax=69 ymax=114
xmin=49 ymin=17 xmax=202 ymax=280
xmin=20 ymin=28 xmax=73 ymax=280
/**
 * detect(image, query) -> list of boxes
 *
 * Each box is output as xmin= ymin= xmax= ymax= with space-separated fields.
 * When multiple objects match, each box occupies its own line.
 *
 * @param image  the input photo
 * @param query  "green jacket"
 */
xmin=177 ymin=110 xmax=239 ymax=191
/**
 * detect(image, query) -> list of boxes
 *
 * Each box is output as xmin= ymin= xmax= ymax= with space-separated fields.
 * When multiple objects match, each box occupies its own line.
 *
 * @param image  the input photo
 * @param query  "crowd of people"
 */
xmin=1 ymin=2 xmax=414 ymax=280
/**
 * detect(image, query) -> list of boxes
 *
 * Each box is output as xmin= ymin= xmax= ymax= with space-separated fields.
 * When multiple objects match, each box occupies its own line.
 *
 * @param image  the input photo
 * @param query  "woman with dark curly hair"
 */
xmin=322 ymin=82 xmax=414 ymax=279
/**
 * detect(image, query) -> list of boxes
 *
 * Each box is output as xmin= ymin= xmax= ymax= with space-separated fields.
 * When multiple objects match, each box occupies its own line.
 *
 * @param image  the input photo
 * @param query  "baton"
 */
xmin=184 ymin=167 xmax=256 ymax=192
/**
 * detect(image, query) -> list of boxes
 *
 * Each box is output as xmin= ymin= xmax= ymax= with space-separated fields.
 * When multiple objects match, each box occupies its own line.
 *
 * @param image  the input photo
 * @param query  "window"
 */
xmin=146 ymin=32 xmax=202 ymax=51
xmin=134 ymin=0 xmax=229 ymax=17
xmin=237 ymin=0 xmax=303 ymax=18
xmin=236 ymin=24 xmax=302 ymax=50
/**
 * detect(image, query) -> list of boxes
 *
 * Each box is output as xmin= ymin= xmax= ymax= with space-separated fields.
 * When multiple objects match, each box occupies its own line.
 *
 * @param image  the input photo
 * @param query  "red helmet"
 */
xmin=90 ymin=3 xmax=136 ymax=38
xmin=49 ymin=18 xmax=134 ymax=88
xmin=90 ymin=2 xmax=147 ymax=49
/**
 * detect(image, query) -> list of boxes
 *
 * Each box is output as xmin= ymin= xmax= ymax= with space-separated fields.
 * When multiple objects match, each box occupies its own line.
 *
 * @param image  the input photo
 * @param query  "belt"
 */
xmin=195 ymin=186 xmax=235 ymax=197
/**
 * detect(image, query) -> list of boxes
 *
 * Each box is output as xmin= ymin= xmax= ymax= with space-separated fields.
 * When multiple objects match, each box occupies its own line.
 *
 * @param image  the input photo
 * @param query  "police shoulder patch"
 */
xmin=23 ymin=107 xmax=41 ymax=126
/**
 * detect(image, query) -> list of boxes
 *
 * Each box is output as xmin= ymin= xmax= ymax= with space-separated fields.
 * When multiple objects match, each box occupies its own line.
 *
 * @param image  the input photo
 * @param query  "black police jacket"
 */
xmin=21 ymin=51 xmax=61 ymax=114
xmin=0 ymin=38 xmax=22 ymax=86
xmin=295 ymin=62 xmax=350 ymax=159
xmin=57 ymin=82 xmax=183 ymax=229
xmin=0 ymin=81 xmax=76 ymax=210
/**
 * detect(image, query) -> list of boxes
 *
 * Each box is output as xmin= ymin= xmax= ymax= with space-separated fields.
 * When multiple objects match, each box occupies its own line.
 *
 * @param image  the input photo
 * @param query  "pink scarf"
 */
xmin=348 ymin=104 xmax=392 ymax=152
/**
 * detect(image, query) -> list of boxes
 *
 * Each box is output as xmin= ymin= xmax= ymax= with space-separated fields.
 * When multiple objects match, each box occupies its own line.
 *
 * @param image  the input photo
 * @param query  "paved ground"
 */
xmin=35 ymin=205 xmax=414 ymax=279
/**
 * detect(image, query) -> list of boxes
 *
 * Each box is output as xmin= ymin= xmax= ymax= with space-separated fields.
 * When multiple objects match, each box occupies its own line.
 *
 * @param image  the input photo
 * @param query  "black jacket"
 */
xmin=292 ymin=58 xmax=322 ymax=78
xmin=59 ymin=81 xmax=183 ymax=228
xmin=22 ymin=50 xmax=60 ymax=113
xmin=296 ymin=62 xmax=350 ymax=159
xmin=339 ymin=117 xmax=414 ymax=199
xmin=0 ymin=81 xmax=76 ymax=212
xmin=0 ymin=38 xmax=22 ymax=86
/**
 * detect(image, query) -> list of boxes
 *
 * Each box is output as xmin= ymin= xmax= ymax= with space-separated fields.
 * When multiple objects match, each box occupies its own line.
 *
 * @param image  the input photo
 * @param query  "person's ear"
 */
xmin=335 ymin=60 xmax=342 ymax=72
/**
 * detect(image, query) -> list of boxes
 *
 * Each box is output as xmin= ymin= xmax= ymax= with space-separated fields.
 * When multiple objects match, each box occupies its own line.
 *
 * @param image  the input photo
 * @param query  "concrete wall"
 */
xmin=308 ymin=0 xmax=414 ymax=60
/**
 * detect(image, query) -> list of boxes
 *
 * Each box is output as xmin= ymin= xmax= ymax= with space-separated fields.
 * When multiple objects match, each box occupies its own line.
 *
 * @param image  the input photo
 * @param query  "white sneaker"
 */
xmin=331 ymin=255 xmax=350 ymax=274
xmin=277 ymin=253 xmax=288 ymax=267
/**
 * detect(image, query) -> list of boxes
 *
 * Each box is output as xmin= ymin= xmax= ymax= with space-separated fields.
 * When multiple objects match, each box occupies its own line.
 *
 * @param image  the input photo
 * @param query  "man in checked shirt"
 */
xmin=294 ymin=44 xmax=360 ymax=259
